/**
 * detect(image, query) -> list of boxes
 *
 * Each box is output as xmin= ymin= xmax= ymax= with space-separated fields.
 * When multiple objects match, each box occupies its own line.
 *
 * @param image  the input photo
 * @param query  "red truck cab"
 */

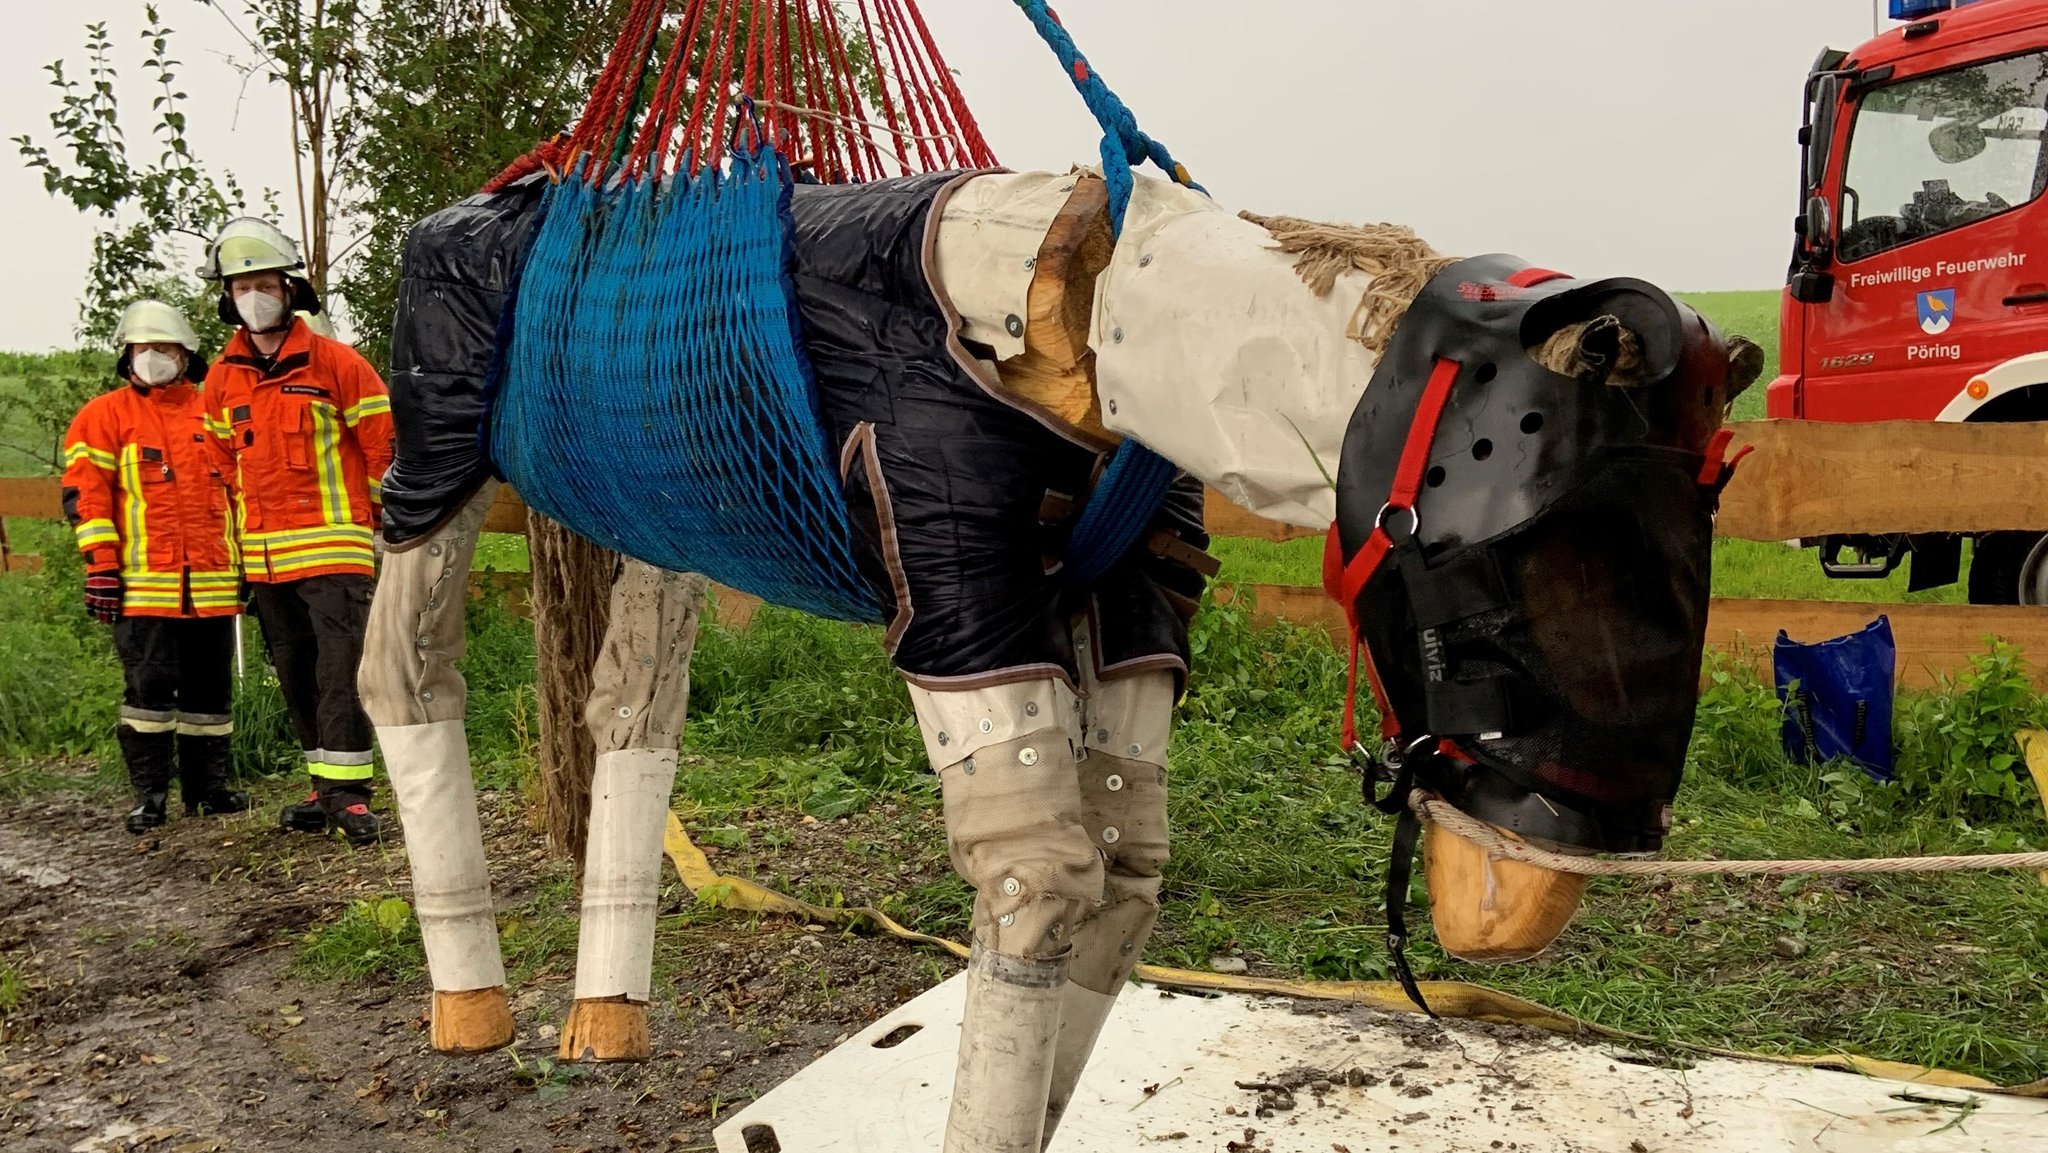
xmin=1776 ymin=0 xmax=2048 ymax=602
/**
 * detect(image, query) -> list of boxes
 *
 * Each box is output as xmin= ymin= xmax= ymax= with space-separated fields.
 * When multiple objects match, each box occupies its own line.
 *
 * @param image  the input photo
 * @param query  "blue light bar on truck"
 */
xmin=1889 ymin=0 xmax=1989 ymax=19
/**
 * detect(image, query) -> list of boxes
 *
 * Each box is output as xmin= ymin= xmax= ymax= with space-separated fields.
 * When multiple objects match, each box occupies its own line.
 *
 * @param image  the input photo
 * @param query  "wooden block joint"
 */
xmin=558 ymin=994 xmax=653 ymax=1063
xmin=1422 ymin=819 xmax=1588 ymax=964
xmin=431 ymin=986 xmax=517 ymax=1055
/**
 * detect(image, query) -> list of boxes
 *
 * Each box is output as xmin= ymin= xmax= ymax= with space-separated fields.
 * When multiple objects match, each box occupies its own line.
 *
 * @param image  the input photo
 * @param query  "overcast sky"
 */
xmin=1 ymin=0 xmax=1894 ymax=352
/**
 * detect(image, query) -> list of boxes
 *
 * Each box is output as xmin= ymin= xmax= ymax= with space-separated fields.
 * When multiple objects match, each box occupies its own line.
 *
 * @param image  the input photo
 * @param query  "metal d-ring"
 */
xmin=1375 ymin=502 xmax=1419 ymax=541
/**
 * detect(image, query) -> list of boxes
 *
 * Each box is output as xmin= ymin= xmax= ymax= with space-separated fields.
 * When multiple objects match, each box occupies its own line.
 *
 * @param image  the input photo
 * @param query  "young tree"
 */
xmin=13 ymin=8 xmax=251 ymax=348
xmin=195 ymin=0 xmax=373 ymax=300
xmin=335 ymin=0 xmax=628 ymax=367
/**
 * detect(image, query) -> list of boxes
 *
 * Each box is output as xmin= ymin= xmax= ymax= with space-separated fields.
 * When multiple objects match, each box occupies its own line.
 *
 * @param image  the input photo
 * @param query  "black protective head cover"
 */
xmin=1335 ymin=255 xmax=1736 ymax=856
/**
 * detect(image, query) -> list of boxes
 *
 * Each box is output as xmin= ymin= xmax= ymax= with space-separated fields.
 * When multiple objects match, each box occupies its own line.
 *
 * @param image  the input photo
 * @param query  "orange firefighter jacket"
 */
xmin=62 ymin=382 xmax=242 ymax=617
xmin=205 ymin=320 xmax=394 ymax=582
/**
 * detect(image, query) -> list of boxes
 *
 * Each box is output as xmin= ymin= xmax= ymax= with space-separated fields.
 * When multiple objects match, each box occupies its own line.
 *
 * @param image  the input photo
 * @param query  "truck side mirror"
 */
xmin=1805 ymin=74 xmax=1844 ymax=190
xmin=1791 ymin=195 xmax=1837 ymax=303
xmin=1803 ymin=194 xmax=1834 ymax=257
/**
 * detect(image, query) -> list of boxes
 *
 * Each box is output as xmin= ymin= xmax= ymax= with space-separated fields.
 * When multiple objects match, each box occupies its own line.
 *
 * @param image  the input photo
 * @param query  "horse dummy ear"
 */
xmin=1724 ymin=336 xmax=1764 ymax=402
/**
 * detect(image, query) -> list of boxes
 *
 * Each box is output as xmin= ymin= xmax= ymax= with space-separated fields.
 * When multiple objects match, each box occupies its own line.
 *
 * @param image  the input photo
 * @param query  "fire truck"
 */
xmin=1774 ymin=0 xmax=2048 ymax=603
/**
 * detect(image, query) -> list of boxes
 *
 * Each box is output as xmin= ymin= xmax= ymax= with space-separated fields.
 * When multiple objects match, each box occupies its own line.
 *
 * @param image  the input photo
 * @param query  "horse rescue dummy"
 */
xmin=354 ymin=3 xmax=1762 ymax=1150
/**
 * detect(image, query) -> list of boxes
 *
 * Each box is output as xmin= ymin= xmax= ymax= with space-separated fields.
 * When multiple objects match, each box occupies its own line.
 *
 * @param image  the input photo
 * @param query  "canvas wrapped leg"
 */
xmin=1042 ymin=669 xmax=1175 ymax=1147
xmin=359 ymin=484 xmax=510 ymax=1052
xmin=934 ymin=724 xmax=1100 ymax=959
xmin=380 ymin=720 xmax=513 ymax=1053
xmin=946 ymin=943 xmax=1069 ymax=1153
xmin=562 ymin=562 xmax=707 ymax=1062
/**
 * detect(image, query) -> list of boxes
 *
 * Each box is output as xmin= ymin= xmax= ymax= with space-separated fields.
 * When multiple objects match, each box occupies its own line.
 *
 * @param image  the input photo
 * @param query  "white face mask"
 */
xmin=235 ymin=290 xmax=288 ymax=332
xmin=132 ymin=349 xmax=183 ymax=386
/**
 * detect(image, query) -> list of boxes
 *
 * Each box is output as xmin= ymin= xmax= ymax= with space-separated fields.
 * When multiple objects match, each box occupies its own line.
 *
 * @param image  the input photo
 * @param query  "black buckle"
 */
xmin=1354 ymin=734 xmax=1435 ymax=817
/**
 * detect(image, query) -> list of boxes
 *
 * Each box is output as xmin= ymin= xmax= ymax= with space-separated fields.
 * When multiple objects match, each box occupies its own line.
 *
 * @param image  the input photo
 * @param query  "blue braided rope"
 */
xmin=1012 ymin=0 xmax=1203 ymax=587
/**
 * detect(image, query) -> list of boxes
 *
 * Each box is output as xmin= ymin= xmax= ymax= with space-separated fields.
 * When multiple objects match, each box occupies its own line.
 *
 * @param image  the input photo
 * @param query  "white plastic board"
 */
xmin=716 ymin=973 xmax=2047 ymax=1152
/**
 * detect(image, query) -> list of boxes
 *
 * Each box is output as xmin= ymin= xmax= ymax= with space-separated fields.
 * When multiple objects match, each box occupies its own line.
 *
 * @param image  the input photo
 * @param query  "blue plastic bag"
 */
xmin=1774 ymin=615 xmax=1896 ymax=781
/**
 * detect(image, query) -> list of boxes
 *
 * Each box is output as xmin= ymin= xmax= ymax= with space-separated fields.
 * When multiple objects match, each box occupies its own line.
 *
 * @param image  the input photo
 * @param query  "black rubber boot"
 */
xmin=118 ymin=727 xmax=176 ymax=835
xmin=178 ymin=733 xmax=249 ymax=817
xmin=278 ymin=789 xmax=329 ymax=833
xmin=321 ymin=785 xmax=384 ymax=847
xmin=126 ymin=791 xmax=169 ymax=834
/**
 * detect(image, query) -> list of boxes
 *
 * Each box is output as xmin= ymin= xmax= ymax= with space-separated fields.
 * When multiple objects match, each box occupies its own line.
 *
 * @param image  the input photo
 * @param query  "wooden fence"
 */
xmin=6 ymin=419 xmax=2048 ymax=687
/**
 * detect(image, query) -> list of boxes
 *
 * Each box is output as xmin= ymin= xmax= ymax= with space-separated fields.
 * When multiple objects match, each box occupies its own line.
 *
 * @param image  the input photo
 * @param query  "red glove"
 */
xmin=84 ymin=572 xmax=122 ymax=624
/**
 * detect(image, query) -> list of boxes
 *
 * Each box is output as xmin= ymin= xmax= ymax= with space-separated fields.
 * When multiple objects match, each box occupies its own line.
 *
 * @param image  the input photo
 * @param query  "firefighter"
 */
xmin=199 ymin=217 xmax=395 ymax=846
xmin=62 ymin=300 xmax=248 ymax=833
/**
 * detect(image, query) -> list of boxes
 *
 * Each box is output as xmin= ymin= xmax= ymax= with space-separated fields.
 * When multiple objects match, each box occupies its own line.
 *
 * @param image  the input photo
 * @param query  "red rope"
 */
xmin=886 ymin=0 xmax=969 ymax=168
xmin=581 ymin=0 xmax=666 ymax=183
xmin=567 ymin=0 xmax=661 ymax=164
xmin=873 ymin=0 xmax=938 ymax=171
xmin=553 ymin=0 xmax=998 ymax=189
xmin=815 ymin=1 xmax=886 ymax=178
xmin=852 ymin=0 xmax=912 ymax=173
xmin=772 ymin=3 xmax=798 ymax=159
xmin=683 ymin=0 xmax=743 ymax=176
xmin=627 ymin=0 xmax=709 ymax=177
xmin=901 ymin=0 xmax=996 ymax=167
xmin=741 ymin=0 xmax=764 ymax=114
xmin=887 ymin=0 xmax=961 ymax=167
xmin=792 ymin=3 xmax=846 ymax=180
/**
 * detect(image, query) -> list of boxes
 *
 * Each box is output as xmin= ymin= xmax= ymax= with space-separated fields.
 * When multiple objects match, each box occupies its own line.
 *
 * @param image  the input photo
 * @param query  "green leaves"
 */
xmin=15 ymin=15 xmax=246 ymax=346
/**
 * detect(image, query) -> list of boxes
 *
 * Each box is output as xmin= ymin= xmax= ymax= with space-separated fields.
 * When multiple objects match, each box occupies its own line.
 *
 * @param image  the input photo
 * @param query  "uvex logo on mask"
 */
xmin=1421 ymin=627 xmax=1446 ymax=683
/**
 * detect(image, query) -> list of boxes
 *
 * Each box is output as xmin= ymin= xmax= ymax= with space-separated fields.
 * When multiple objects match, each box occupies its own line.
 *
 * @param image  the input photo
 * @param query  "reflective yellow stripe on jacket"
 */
xmin=119 ymin=445 xmax=148 ymax=575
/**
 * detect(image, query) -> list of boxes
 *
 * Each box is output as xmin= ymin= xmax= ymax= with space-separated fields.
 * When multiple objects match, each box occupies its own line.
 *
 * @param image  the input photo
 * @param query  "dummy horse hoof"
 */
xmin=558 ymin=995 xmax=652 ymax=1062
xmin=1423 ymin=820 xmax=1588 ymax=964
xmin=431 ymin=987 xmax=517 ymax=1054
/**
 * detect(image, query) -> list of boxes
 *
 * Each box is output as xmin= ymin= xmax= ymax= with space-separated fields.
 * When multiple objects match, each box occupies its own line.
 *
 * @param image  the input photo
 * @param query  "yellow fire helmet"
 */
xmin=196 ymin=217 xmax=306 ymax=282
xmin=111 ymin=299 xmax=202 ymax=352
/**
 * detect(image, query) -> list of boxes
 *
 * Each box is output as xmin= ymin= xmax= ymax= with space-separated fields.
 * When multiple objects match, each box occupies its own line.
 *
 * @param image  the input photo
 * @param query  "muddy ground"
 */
xmin=0 ymin=777 xmax=963 ymax=1153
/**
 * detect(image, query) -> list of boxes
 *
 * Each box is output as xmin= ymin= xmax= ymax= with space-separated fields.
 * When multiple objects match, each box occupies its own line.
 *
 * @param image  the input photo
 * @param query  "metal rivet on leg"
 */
xmin=1002 ymin=877 xmax=1021 ymax=896
xmin=937 ymin=731 xmax=950 ymax=746
xmin=442 ymin=567 xmax=453 ymax=580
xmin=1138 ymin=253 xmax=1153 ymax=268
xmin=1018 ymin=747 xmax=1039 ymax=766
xmin=1095 ymin=728 xmax=1109 ymax=744
xmin=1048 ymin=923 xmax=1063 ymax=939
xmin=1112 ymin=327 xmax=1124 ymax=344
xmin=963 ymin=757 xmax=976 ymax=775
xmin=1107 ymin=399 xmax=1118 ymax=414
xmin=978 ymin=718 xmax=993 ymax=734
xmin=415 ymin=635 xmax=430 ymax=648
xmin=617 ymin=706 xmax=633 ymax=718
xmin=1101 ymin=827 xmax=1120 ymax=844
xmin=641 ymin=655 xmax=655 ymax=667
xmin=1024 ymin=702 xmax=1038 ymax=717
xmin=428 ymin=544 xmax=443 ymax=557
xmin=1120 ymin=941 xmax=1134 ymax=955
xmin=1105 ymin=774 xmax=1124 ymax=792
xmin=1023 ymin=257 xmax=1037 ymax=271
xmin=419 ymin=691 xmax=434 ymax=703
xmin=1005 ymin=314 xmax=1024 ymax=338
xmin=999 ymin=912 xmax=1015 ymax=927
xmin=1128 ymin=744 xmax=1143 ymax=757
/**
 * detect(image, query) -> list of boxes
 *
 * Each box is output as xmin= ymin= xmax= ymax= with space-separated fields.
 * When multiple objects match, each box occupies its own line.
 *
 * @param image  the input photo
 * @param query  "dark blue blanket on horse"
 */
xmin=381 ymin=173 xmax=1206 ymax=688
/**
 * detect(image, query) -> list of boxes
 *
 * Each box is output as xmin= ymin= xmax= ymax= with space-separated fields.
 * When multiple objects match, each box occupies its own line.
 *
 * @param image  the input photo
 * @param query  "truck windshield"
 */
xmin=1837 ymin=50 xmax=2048 ymax=262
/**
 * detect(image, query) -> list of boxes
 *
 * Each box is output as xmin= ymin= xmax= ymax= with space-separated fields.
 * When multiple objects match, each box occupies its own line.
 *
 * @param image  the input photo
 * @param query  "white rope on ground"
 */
xmin=1413 ymin=793 xmax=2048 ymax=877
